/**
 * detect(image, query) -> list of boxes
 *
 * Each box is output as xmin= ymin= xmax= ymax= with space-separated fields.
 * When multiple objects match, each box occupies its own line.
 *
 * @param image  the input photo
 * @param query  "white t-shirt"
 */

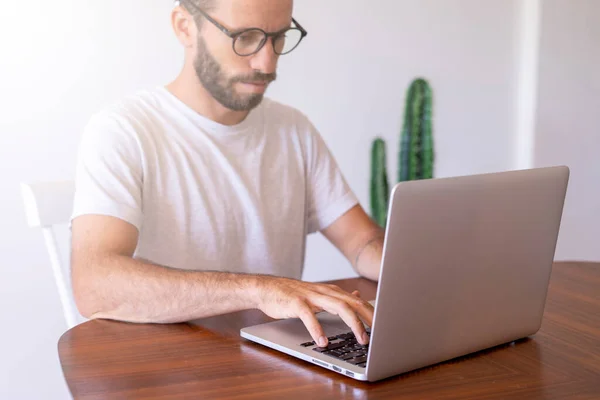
xmin=72 ymin=87 xmax=358 ymax=279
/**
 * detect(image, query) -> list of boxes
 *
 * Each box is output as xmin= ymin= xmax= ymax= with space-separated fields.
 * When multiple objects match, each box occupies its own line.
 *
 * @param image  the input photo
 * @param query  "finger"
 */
xmin=295 ymin=300 xmax=328 ymax=347
xmin=316 ymin=285 xmax=374 ymax=328
xmin=333 ymin=292 xmax=374 ymax=328
xmin=319 ymin=284 xmax=365 ymax=304
xmin=350 ymin=293 xmax=374 ymax=326
xmin=314 ymin=295 xmax=370 ymax=345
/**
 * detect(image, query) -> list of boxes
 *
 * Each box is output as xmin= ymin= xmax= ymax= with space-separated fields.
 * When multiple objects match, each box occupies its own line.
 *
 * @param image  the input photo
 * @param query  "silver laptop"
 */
xmin=241 ymin=166 xmax=570 ymax=382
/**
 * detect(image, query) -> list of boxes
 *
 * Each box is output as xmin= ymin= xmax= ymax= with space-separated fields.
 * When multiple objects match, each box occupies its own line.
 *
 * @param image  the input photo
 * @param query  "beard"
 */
xmin=193 ymin=36 xmax=277 ymax=112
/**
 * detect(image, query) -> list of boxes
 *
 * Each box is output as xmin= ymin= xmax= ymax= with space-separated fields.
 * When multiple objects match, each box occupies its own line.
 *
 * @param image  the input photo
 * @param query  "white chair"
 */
xmin=21 ymin=181 xmax=84 ymax=329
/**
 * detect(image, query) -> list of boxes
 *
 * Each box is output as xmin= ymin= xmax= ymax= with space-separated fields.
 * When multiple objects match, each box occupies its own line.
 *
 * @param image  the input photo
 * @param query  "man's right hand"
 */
xmin=253 ymin=276 xmax=374 ymax=348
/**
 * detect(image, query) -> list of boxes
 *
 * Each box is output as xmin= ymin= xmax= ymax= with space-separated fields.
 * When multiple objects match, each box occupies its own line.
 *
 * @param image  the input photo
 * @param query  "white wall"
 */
xmin=534 ymin=0 xmax=600 ymax=262
xmin=0 ymin=0 xmax=545 ymax=399
xmin=0 ymin=2 xmax=182 ymax=399
xmin=280 ymin=0 xmax=521 ymax=282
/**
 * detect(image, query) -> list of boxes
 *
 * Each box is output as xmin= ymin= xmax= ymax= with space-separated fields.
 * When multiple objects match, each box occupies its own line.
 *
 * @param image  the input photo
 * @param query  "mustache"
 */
xmin=232 ymin=72 xmax=277 ymax=84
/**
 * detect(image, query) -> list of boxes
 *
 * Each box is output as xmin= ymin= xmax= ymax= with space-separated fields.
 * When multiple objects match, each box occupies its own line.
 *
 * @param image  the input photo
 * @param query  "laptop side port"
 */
xmin=345 ymin=370 xmax=354 ymax=378
xmin=332 ymin=365 xmax=342 ymax=373
xmin=311 ymin=359 xmax=328 ymax=368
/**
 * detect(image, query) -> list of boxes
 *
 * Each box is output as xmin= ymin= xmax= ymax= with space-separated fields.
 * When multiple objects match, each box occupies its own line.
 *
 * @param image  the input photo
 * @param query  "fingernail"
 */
xmin=362 ymin=332 xmax=370 ymax=344
xmin=318 ymin=336 xmax=328 ymax=347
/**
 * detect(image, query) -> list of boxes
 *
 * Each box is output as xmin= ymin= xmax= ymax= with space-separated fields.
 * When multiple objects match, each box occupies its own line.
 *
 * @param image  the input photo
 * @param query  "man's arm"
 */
xmin=71 ymin=215 xmax=258 ymax=323
xmin=321 ymin=205 xmax=385 ymax=281
xmin=71 ymin=214 xmax=374 ymax=346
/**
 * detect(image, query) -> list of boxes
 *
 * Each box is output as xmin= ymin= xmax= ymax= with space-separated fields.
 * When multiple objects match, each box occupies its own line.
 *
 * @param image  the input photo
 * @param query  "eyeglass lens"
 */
xmin=234 ymin=28 xmax=304 ymax=56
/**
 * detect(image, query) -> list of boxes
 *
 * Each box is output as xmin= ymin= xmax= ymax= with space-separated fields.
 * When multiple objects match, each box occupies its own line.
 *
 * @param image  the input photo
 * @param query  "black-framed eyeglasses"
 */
xmin=181 ymin=0 xmax=308 ymax=56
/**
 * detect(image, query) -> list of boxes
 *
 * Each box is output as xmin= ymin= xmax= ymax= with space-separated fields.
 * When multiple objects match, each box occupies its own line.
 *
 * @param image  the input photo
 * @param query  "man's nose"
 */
xmin=249 ymin=39 xmax=279 ymax=75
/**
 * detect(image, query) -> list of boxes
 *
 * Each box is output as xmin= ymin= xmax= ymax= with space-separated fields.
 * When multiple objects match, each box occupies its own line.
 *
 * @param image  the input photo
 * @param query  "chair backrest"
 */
xmin=21 ymin=181 xmax=84 ymax=329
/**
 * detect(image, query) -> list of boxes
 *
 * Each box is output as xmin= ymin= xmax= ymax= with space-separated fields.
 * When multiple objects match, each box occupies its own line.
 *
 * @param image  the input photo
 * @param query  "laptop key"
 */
xmin=336 ymin=333 xmax=354 ymax=340
xmin=348 ymin=355 xmax=368 ymax=365
xmin=300 ymin=341 xmax=315 ymax=347
xmin=341 ymin=351 xmax=364 ymax=360
xmin=327 ymin=342 xmax=347 ymax=351
xmin=357 ymin=362 xmax=367 ymax=368
xmin=313 ymin=342 xmax=345 ymax=353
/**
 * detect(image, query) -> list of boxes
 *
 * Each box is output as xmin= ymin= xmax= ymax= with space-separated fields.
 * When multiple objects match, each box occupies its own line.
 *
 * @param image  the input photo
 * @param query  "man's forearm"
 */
xmin=72 ymin=255 xmax=263 ymax=324
xmin=353 ymin=229 xmax=385 ymax=281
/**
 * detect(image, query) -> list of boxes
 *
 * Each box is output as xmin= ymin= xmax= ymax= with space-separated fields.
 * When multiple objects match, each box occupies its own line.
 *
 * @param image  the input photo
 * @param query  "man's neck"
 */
xmin=165 ymin=73 xmax=250 ymax=127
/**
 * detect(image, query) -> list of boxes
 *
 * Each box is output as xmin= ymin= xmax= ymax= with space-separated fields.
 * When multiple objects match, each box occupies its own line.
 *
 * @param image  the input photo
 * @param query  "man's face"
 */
xmin=192 ymin=0 xmax=293 ymax=112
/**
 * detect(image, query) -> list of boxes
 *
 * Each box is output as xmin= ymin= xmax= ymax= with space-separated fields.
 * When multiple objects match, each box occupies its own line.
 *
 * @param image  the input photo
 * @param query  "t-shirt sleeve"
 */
xmin=303 ymin=116 xmax=359 ymax=234
xmin=71 ymin=111 xmax=144 ymax=231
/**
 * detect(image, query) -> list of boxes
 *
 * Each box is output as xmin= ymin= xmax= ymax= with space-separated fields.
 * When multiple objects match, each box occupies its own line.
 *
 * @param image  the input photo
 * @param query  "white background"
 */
xmin=0 ymin=0 xmax=597 ymax=398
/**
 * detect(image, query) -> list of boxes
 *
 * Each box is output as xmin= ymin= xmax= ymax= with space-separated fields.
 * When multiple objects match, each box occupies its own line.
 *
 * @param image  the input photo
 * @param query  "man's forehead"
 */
xmin=215 ymin=0 xmax=293 ymax=30
xmin=214 ymin=0 xmax=293 ymax=11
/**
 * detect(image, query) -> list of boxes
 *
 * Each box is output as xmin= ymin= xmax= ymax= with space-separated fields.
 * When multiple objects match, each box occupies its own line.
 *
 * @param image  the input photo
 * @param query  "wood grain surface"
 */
xmin=58 ymin=262 xmax=600 ymax=399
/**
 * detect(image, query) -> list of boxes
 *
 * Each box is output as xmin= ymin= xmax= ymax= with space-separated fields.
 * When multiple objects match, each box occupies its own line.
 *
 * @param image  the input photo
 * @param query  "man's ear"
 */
xmin=171 ymin=4 xmax=196 ymax=49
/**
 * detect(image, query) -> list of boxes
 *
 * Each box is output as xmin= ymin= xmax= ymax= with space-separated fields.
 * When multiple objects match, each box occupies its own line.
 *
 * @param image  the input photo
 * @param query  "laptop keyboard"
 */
xmin=300 ymin=328 xmax=371 ymax=368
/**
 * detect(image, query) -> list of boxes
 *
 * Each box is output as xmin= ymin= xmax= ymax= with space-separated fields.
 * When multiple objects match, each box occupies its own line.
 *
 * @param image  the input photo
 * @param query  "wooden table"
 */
xmin=58 ymin=262 xmax=600 ymax=399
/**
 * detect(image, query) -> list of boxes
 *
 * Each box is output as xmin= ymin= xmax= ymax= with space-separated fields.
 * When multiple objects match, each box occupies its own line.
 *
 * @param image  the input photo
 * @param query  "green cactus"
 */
xmin=370 ymin=78 xmax=434 ymax=226
xmin=399 ymin=78 xmax=434 ymax=182
xmin=370 ymin=138 xmax=390 ymax=228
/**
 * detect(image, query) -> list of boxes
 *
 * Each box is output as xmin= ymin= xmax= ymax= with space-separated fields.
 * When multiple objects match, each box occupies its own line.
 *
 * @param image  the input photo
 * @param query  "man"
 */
xmin=70 ymin=0 xmax=384 ymax=349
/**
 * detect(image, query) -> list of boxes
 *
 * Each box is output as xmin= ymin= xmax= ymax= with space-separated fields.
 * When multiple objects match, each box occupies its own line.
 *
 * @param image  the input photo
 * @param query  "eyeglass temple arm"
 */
xmin=292 ymin=18 xmax=308 ymax=36
xmin=178 ymin=0 xmax=306 ymax=38
xmin=177 ymin=0 xmax=234 ymax=36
